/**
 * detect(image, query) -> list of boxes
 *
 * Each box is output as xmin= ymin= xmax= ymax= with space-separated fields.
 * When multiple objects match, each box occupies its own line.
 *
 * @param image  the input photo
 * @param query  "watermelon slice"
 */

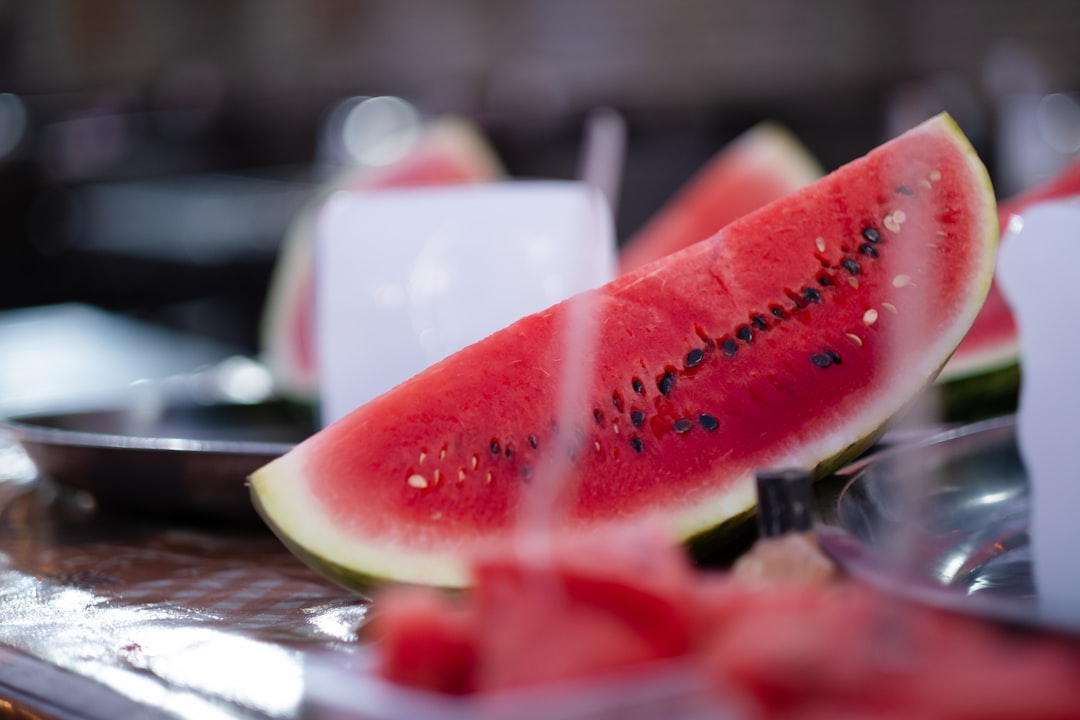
xmin=940 ymin=157 xmax=1080 ymax=381
xmin=250 ymin=113 xmax=997 ymax=589
xmin=259 ymin=117 xmax=503 ymax=399
xmin=370 ymin=530 xmax=701 ymax=695
xmin=617 ymin=122 xmax=821 ymax=273
xmin=369 ymin=533 xmax=1080 ymax=718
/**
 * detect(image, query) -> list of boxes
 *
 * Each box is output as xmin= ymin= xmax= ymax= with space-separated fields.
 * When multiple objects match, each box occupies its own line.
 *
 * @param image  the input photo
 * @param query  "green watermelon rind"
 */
xmin=251 ymin=412 xmax=884 ymax=594
xmin=250 ymin=113 xmax=999 ymax=591
xmin=251 ymin=373 xmax=897 ymax=593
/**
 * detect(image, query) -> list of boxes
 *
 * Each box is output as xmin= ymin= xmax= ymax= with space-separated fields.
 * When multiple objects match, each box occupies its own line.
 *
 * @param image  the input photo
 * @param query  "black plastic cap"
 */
xmin=755 ymin=468 xmax=814 ymax=538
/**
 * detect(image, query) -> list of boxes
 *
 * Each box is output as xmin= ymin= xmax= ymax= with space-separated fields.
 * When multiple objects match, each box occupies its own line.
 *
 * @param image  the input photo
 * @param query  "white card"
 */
xmin=997 ymin=198 xmax=1080 ymax=627
xmin=314 ymin=181 xmax=616 ymax=426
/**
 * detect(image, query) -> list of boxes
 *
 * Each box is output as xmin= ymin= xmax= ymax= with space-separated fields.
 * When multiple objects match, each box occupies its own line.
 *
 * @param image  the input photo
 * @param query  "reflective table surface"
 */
xmin=0 ymin=431 xmax=369 ymax=720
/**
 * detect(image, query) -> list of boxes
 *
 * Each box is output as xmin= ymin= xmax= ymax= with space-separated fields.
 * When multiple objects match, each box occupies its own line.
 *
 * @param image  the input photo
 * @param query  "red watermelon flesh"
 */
xmin=618 ymin=122 xmax=821 ymax=273
xmin=249 ymin=113 xmax=997 ymax=589
xmin=941 ymin=156 xmax=1080 ymax=381
xmin=370 ymin=530 xmax=701 ymax=694
xmin=368 ymin=532 xmax=1080 ymax=718
xmin=259 ymin=117 xmax=504 ymax=399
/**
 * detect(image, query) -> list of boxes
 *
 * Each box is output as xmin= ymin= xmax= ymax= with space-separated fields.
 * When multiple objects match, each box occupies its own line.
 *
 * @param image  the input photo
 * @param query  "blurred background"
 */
xmin=1 ymin=0 xmax=1079 ymax=357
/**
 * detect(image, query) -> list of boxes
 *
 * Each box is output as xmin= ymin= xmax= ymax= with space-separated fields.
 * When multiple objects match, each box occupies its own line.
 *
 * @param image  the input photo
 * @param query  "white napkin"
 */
xmin=997 ymin=199 xmax=1080 ymax=626
xmin=313 ymin=181 xmax=616 ymax=426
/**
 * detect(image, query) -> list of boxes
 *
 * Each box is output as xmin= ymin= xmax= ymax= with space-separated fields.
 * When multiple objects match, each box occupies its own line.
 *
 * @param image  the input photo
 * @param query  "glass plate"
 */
xmin=819 ymin=415 xmax=1078 ymax=634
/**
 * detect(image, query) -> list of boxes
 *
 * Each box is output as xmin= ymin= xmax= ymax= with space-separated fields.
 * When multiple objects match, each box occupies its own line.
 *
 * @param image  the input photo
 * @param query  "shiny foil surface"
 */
xmin=0 ymin=433 xmax=371 ymax=719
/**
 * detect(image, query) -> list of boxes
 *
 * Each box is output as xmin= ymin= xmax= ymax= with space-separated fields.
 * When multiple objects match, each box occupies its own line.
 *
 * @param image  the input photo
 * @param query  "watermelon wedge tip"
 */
xmin=618 ymin=121 xmax=822 ymax=273
xmin=250 ymin=112 xmax=998 ymax=591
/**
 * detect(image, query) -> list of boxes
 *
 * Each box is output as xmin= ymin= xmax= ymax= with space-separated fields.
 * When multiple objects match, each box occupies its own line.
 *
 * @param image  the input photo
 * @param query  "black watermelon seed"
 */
xmin=736 ymin=326 xmax=753 ymax=343
xmin=528 ymin=434 xmax=539 ymax=449
xmin=803 ymin=288 xmax=822 ymax=304
xmin=752 ymin=315 xmax=768 ymax=331
xmin=673 ymin=418 xmax=693 ymax=433
xmin=490 ymin=439 xmax=501 ymax=454
xmin=842 ymin=258 xmax=861 ymax=275
xmin=630 ymin=410 xmax=645 ymax=427
xmin=859 ymin=243 xmax=879 ymax=259
xmin=722 ymin=338 xmax=738 ymax=357
xmin=772 ymin=307 xmax=786 ymax=320
xmin=612 ymin=392 xmax=624 ymax=412
xmin=810 ymin=353 xmax=833 ymax=368
xmin=699 ymin=414 xmax=719 ymax=431
xmin=685 ymin=348 xmax=705 ymax=368
xmin=632 ymin=378 xmax=645 ymax=395
xmin=505 ymin=445 xmax=514 ymax=458
xmin=630 ymin=437 xmax=644 ymax=452
xmin=826 ymin=349 xmax=842 ymax=365
xmin=593 ymin=408 xmax=604 ymax=425
xmin=522 ymin=466 xmax=532 ymax=481
xmin=658 ymin=371 xmax=676 ymax=396
xmin=897 ymin=185 xmax=914 ymax=196
xmin=862 ymin=227 xmax=882 ymax=244
xmin=818 ymin=275 xmax=833 ymax=287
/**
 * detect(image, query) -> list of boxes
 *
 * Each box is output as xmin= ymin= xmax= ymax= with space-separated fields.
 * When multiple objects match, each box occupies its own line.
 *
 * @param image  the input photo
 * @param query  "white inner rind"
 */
xmin=251 ymin=452 xmax=476 ymax=587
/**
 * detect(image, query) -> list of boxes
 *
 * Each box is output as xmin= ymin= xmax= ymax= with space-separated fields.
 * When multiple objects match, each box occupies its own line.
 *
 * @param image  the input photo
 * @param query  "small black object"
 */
xmin=755 ymin=468 xmax=814 ymax=537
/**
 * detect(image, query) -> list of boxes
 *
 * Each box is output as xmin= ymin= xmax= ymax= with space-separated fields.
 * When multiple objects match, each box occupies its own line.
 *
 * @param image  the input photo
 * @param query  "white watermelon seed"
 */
xmin=471 ymin=454 xmax=479 ymax=470
xmin=418 ymin=451 xmax=427 ymax=465
xmin=892 ymin=274 xmax=912 ymax=288
xmin=846 ymin=333 xmax=864 ymax=347
xmin=882 ymin=302 xmax=898 ymax=314
xmin=848 ymin=276 xmax=860 ymax=289
xmin=407 ymin=474 xmax=428 ymax=489
xmin=863 ymin=308 xmax=879 ymax=326
xmin=883 ymin=214 xmax=901 ymax=233
xmin=433 ymin=469 xmax=441 ymax=485
xmin=815 ymin=236 xmax=826 ymax=252
xmin=930 ymin=169 xmax=942 ymax=182
xmin=458 ymin=469 xmax=466 ymax=483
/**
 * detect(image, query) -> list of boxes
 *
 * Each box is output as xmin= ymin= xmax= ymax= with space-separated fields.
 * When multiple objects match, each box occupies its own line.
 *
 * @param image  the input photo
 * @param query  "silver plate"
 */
xmin=1 ymin=401 xmax=312 ymax=522
xmin=819 ymin=415 xmax=1079 ymax=633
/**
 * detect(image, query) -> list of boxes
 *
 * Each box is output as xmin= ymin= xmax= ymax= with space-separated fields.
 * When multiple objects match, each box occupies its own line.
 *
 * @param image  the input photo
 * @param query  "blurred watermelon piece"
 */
xmin=618 ymin=122 xmax=821 ymax=273
xmin=371 ymin=530 xmax=1080 ymax=719
xmin=942 ymin=157 xmax=1080 ymax=382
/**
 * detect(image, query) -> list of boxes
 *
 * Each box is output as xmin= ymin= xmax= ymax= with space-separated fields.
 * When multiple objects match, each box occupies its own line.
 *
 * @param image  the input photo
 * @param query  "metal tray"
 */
xmin=1 ymin=400 xmax=314 ymax=522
